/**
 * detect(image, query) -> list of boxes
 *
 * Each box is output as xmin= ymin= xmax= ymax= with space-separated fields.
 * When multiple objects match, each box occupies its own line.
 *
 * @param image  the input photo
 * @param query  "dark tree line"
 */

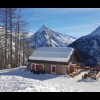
xmin=0 ymin=8 xmax=33 ymax=69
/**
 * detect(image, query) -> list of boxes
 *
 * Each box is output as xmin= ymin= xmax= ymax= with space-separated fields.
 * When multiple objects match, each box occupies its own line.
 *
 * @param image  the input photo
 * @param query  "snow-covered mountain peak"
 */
xmin=37 ymin=25 xmax=49 ymax=33
xmin=29 ymin=25 xmax=76 ymax=48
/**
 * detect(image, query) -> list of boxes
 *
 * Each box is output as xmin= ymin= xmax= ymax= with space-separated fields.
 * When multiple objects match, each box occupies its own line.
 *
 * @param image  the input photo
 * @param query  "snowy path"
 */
xmin=0 ymin=66 xmax=100 ymax=92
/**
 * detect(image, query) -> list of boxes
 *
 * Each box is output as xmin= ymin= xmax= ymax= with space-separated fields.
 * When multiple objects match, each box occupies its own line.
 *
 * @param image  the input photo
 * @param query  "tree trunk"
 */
xmin=5 ymin=8 xmax=8 ymax=69
xmin=10 ymin=8 xmax=13 ymax=68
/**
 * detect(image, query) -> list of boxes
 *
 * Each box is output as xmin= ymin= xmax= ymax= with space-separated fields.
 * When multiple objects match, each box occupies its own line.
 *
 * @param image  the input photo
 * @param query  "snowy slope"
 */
xmin=0 ymin=66 xmax=100 ymax=92
xmin=69 ymin=26 xmax=100 ymax=66
xmin=28 ymin=25 xmax=76 ymax=48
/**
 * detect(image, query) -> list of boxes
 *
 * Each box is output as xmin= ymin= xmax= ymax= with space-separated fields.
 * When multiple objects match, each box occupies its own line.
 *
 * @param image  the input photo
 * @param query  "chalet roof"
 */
xmin=29 ymin=47 xmax=74 ymax=63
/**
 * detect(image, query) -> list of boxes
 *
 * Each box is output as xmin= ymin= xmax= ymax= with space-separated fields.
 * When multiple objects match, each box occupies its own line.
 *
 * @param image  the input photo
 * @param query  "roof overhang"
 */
xmin=27 ymin=59 xmax=68 ymax=65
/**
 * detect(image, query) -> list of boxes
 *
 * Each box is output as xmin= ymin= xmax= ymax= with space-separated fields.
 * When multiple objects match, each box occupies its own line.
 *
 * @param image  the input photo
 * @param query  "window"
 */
xmin=51 ymin=65 xmax=56 ymax=74
xmin=36 ymin=65 xmax=39 ymax=70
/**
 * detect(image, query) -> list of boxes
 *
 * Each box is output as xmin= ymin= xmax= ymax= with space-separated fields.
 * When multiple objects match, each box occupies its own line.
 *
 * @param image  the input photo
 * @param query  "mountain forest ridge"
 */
xmin=69 ymin=26 xmax=100 ymax=66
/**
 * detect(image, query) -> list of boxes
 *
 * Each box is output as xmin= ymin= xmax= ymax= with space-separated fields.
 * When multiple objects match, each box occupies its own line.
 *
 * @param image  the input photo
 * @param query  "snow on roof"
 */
xmin=29 ymin=47 xmax=74 ymax=63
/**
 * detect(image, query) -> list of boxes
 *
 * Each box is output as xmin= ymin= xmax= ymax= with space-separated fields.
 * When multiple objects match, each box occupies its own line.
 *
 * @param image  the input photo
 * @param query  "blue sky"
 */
xmin=21 ymin=8 xmax=100 ymax=38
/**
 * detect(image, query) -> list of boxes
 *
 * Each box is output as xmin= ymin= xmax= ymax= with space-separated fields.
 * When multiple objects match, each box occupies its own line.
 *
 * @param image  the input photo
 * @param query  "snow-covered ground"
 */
xmin=0 ymin=66 xmax=100 ymax=92
xmin=74 ymin=71 xmax=89 ymax=80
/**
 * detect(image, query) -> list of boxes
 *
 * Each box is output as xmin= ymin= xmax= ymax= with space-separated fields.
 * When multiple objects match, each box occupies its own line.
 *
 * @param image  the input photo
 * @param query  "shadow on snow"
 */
xmin=0 ymin=67 xmax=59 ymax=81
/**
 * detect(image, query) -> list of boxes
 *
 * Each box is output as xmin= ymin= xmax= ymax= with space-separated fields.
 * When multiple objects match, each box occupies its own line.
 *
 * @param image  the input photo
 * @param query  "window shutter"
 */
xmin=56 ymin=66 xmax=58 ymax=74
xmin=38 ymin=64 xmax=43 ymax=70
xmin=50 ymin=65 xmax=52 ymax=73
xmin=31 ymin=64 xmax=35 ymax=70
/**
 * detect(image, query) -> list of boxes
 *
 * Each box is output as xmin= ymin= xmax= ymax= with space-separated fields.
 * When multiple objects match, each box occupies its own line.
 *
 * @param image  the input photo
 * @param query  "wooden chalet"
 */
xmin=27 ymin=47 xmax=80 ymax=75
